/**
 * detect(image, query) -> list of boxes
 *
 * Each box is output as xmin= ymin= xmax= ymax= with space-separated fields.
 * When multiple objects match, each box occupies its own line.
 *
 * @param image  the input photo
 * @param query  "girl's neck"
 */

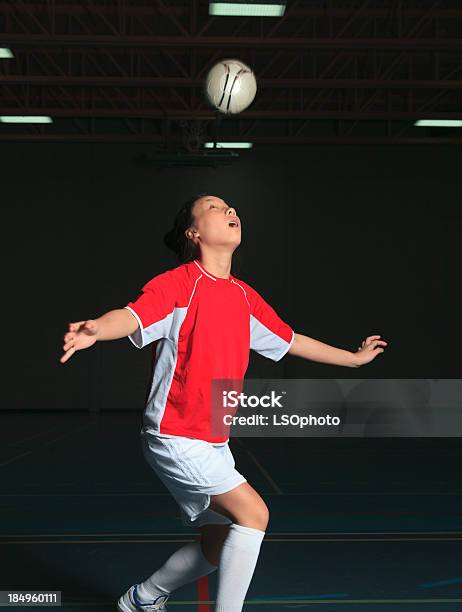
xmin=195 ymin=253 xmax=232 ymax=280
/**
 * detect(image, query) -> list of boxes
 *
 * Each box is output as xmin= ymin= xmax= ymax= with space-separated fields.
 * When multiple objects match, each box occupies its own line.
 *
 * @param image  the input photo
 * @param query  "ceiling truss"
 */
xmin=0 ymin=0 xmax=461 ymax=144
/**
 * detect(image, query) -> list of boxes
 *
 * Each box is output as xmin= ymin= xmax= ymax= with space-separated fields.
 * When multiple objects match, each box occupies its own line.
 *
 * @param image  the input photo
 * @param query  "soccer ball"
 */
xmin=204 ymin=59 xmax=257 ymax=115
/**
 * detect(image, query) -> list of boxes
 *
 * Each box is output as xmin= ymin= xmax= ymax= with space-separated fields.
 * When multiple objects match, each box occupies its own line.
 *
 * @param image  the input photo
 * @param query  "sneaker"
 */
xmin=117 ymin=584 xmax=169 ymax=611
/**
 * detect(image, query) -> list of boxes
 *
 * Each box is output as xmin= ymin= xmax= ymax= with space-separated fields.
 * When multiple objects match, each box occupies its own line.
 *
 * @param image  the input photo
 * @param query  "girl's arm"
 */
xmin=94 ymin=308 xmax=139 ymax=341
xmin=288 ymin=333 xmax=388 ymax=367
xmin=60 ymin=309 xmax=139 ymax=364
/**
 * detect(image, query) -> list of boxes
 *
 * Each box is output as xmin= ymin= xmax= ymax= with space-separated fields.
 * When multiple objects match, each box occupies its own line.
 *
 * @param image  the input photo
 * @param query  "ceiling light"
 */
xmin=414 ymin=119 xmax=462 ymax=128
xmin=209 ymin=1 xmax=286 ymax=17
xmin=204 ymin=142 xmax=253 ymax=148
xmin=0 ymin=48 xmax=13 ymax=59
xmin=0 ymin=116 xmax=53 ymax=123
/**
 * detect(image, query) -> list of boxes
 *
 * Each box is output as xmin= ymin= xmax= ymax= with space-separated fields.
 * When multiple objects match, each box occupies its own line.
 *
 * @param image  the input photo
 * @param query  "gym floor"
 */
xmin=1 ymin=411 xmax=461 ymax=611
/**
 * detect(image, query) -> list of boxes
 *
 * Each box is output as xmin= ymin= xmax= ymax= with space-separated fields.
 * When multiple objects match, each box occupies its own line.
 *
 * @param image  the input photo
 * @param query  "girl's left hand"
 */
xmin=352 ymin=335 xmax=388 ymax=367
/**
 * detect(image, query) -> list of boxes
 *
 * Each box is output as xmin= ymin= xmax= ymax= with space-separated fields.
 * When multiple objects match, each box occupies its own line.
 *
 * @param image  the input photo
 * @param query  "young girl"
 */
xmin=60 ymin=193 xmax=387 ymax=611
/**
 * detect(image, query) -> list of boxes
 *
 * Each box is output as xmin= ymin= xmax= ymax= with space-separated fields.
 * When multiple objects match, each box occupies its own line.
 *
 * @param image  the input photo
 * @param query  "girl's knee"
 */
xmin=209 ymin=484 xmax=270 ymax=530
xmin=236 ymin=503 xmax=269 ymax=531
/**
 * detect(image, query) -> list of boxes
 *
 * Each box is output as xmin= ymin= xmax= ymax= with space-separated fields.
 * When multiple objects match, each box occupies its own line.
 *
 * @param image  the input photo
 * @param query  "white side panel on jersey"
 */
xmin=124 ymin=305 xmax=175 ymax=349
xmin=142 ymin=306 xmax=189 ymax=433
xmin=250 ymin=315 xmax=295 ymax=362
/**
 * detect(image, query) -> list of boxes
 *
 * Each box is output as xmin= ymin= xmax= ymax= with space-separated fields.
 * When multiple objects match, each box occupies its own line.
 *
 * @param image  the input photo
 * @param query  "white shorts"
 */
xmin=141 ymin=430 xmax=247 ymax=527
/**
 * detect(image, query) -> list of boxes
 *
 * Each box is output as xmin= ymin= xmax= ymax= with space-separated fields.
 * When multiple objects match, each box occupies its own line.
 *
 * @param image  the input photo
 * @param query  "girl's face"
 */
xmin=186 ymin=195 xmax=241 ymax=252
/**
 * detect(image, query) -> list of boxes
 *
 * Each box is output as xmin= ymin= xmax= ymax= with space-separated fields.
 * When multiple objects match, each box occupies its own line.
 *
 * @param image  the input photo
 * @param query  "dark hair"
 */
xmin=163 ymin=192 xmax=243 ymax=277
xmin=163 ymin=193 xmax=209 ymax=263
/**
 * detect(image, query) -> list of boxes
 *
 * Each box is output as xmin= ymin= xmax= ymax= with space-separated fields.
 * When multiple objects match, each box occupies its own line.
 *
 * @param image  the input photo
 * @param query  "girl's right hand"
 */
xmin=60 ymin=320 xmax=99 ymax=364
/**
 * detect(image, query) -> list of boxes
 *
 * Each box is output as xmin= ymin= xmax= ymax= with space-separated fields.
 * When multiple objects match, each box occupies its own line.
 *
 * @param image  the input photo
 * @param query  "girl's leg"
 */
xmin=199 ymin=524 xmax=232 ymax=566
xmin=210 ymin=482 xmax=269 ymax=530
xmin=136 ymin=481 xmax=267 ymax=608
xmin=209 ymin=482 xmax=269 ymax=612
xmin=136 ymin=531 xmax=219 ymax=602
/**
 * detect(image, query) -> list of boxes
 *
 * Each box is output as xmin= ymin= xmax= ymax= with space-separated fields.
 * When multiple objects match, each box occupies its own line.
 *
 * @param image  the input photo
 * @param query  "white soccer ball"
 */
xmin=204 ymin=59 xmax=257 ymax=115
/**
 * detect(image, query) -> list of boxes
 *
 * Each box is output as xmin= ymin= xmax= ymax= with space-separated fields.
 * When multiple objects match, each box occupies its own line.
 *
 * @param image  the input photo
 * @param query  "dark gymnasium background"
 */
xmin=1 ymin=1 xmax=461 ymax=611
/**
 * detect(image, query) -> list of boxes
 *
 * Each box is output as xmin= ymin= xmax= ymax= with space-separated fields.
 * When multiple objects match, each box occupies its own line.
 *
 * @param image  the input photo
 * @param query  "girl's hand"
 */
xmin=352 ymin=335 xmax=388 ymax=367
xmin=60 ymin=320 xmax=99 ymax=364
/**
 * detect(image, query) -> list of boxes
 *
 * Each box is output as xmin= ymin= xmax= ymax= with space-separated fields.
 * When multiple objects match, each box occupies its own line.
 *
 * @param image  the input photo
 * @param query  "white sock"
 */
xmin=215 ymin=523 xmax=265 ymax=612
xmin=136 ymin=540 xmax=218 ymax=603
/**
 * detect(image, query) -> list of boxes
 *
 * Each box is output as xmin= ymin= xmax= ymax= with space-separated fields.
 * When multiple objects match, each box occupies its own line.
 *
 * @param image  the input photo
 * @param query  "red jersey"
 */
xmin=124 ymin=259 xmax=294 ymax=444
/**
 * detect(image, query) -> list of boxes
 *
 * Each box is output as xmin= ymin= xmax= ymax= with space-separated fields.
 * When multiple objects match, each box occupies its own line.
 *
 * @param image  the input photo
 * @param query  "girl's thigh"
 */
xmin=209 ymin=481 xmax=269 ymax=530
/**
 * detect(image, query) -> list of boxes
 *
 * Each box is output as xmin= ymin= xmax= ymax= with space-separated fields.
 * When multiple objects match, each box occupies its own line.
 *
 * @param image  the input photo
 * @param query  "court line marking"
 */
xmin=36 ymin=597 xmax=462 ymax=605
xmin=1 ymin=536 xmax=462 ymax=544
xmin=233 ymin=438 xmax=283 ymax=494
xmin=197 ymin=574 xmax=210 ymax=612
xmin=2 ymin=491 xmax=462 ymax=496
xmin=244 ymin=599 xmax=462 ymax=605
xmin=421 ymin=577 xmax=462 ymax=587
xmin=0 ymin=425 xmax=90 ymax=469
xmin=1 ymin=530 xmax=462 ymax=538
xmin=0 ymin=425 xmax=62 ymax=447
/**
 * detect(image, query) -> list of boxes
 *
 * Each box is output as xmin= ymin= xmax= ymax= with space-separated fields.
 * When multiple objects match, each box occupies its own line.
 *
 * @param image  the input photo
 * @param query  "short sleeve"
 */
xmin=124 ymin=270 xmax=178 ymax=349
xmin=246 ymin=284 xmax=295 ymax=362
